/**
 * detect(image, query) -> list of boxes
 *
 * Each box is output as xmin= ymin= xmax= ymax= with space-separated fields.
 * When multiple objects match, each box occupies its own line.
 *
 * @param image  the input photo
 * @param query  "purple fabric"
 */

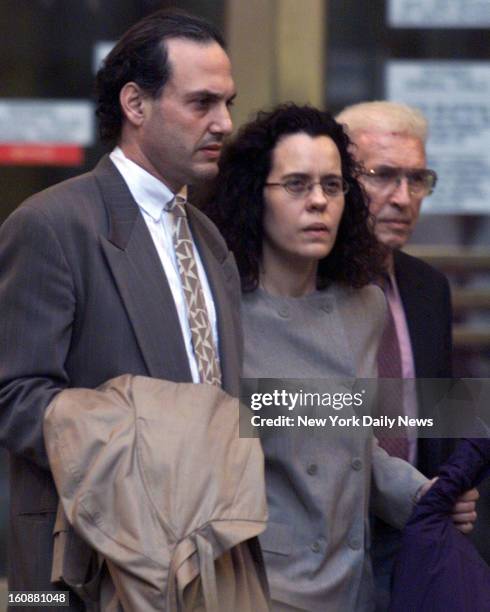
xmin=390 ymin=438 xmax=490 ymax=612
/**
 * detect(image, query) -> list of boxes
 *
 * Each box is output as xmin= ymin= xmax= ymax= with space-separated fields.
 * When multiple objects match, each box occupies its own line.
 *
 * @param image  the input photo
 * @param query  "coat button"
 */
xmin=277 ymin=306 xmax=289 ymax=318
xmin=306 ymin=463 xmax=318 ymax=475
xmin=311 ymin=541 xmax=321 ymax=553
xmin=351 ymin=458 xmax=362 ymax=471
xmin=349 ymin=537 xmax=362 ymax=550
xmin=321 ymin=302 xmax=332 ymax=313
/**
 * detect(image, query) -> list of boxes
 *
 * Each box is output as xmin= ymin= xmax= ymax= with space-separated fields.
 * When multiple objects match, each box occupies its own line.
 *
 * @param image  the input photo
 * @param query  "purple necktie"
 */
xmin=376 ymin=283 xmax=409 ymax=460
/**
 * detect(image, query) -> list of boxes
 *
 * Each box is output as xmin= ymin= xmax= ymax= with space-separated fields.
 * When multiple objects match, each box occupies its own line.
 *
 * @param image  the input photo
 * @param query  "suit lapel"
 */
xmin=94 ymin=156 xmax=192 ymax=381
xmin=394 ymin=251 xmax=432 ymax=377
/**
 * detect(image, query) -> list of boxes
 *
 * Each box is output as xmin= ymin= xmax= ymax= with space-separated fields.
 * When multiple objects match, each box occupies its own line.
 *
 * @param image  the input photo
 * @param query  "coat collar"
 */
xmin=93 ymin=156 xmax=190 ymax=381
xmin=393 ymin=249 xmax=435 ymax=378
xmin=394 ymin=250 xmax=426 ymax=297
xmin=92 ymin=155 xmax=239 ymax=391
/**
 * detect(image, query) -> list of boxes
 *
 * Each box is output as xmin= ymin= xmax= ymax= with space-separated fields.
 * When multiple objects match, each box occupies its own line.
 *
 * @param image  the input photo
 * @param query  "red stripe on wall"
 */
xmin=0 ymin=144 xmax=84 ymax=166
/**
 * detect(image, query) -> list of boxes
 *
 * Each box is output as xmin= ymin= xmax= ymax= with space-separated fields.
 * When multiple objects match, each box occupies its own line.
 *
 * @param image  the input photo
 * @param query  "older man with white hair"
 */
xmin=337 ymin=101 xmax=478 ymax=610
xmin=337 ymin=101 xmax=452 ymax=469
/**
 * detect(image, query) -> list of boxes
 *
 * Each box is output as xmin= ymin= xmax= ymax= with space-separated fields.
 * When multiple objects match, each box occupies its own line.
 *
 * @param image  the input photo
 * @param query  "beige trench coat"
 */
xmin=43 ymin=375 xmax=269 ymax=611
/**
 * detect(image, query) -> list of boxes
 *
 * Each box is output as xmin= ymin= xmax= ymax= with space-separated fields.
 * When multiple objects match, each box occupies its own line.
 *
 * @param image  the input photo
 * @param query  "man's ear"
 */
xmin=119 ymin=82 xmax=149 ymax=127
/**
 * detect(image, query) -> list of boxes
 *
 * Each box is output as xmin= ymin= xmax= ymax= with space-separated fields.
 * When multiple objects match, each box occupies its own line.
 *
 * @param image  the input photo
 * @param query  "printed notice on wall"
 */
xmin=0 ymin=99 xmax=94 ymax=165
xmin=386 ymin=61 xmax=490 ymax=214
xmin=0 ymin=99 xmax=94 ymax=145
xmin=388 ymin=0 xmax=490 ymax=28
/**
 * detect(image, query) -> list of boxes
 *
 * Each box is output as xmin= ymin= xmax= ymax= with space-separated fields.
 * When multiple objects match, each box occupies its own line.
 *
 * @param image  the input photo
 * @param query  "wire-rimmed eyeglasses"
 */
xmin=362 ymin=166 xmax=437 ymax=196
xmin=264 ymin=176 xmax=350 ymax=199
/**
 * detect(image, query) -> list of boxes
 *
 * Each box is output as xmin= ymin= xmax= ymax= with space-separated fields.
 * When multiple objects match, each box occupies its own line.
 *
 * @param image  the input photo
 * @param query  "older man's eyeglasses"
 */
xmin=265 ymin=176 xmax=350 ymax=198
xmin=362 ymin=166 xmax=437 ymax=196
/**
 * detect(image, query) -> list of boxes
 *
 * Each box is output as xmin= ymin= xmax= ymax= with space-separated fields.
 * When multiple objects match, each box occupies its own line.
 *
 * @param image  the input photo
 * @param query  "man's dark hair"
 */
xmin=95 ymin=9 xmax=225 ymax=143
xmin=201 ymin=103 xmax=386 ymax=291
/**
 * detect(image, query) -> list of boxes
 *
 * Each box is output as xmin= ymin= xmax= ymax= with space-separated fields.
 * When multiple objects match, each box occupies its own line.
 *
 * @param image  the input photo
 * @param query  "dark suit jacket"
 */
xmin=0 ymin=156 xmax=243 ymax=604
xmin=393 ymin=249 xmax=454 ymax=478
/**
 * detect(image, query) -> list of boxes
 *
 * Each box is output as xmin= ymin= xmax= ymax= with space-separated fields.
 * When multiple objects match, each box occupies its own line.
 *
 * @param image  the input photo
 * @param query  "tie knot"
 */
xmin=376 ymin=273 xmax=394 ymax=293
xmin=166 ymin=195 xmax=187 ymax=217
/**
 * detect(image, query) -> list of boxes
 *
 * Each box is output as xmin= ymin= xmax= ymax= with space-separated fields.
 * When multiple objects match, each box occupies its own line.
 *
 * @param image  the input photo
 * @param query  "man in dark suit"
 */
xmin=337 ymin=101 xmax=455 ymax=473
xmin=337 ymin=101 xmax=478 ymax=609
xmin=0 ymin=10 xmax=239 ymax=608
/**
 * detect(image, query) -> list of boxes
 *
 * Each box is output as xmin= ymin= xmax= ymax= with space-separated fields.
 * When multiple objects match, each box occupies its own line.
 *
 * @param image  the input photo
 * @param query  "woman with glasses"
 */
xmin=202 ymin=104 xmax=429 ymax=611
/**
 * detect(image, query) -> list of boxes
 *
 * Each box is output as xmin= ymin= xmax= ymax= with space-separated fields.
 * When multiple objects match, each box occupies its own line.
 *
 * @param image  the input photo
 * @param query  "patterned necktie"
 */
xmin=169 ymin=196 xmax=222 ymax=386
xmin=376 ymin=281 xmax=409 ymax=460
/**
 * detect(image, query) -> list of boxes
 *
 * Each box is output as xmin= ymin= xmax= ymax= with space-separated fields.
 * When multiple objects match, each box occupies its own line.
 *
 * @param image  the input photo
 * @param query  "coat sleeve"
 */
xmin=370 ymin=437 xmax=428 ymax=529
xmin=0 ymin=204 xmax=75 ymax=469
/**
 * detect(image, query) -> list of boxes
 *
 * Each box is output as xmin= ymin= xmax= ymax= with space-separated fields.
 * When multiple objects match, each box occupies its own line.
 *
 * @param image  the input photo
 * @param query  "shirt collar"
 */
xmin=376 ymin=271 xmax=397 ymax=295
xmin=110 ymin=146 xmax=186 ymax=220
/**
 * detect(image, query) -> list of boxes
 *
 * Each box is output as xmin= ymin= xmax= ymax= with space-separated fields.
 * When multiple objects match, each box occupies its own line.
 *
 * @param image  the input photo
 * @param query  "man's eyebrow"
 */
xmin=185 ymin=90 xmax=237 ymax=101
xmin=282 ymin=172 xmax=310 ymax=179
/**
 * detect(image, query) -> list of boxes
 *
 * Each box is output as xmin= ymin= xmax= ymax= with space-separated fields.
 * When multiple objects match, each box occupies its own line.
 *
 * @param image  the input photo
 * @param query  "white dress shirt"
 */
xmin=109 ymin=147 xmax=219 ymax=383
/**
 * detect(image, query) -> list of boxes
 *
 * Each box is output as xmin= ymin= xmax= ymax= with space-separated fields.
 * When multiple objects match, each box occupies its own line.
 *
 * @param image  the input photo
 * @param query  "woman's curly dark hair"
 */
xmin=201 ymin=103 xmax=386 ymax=291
